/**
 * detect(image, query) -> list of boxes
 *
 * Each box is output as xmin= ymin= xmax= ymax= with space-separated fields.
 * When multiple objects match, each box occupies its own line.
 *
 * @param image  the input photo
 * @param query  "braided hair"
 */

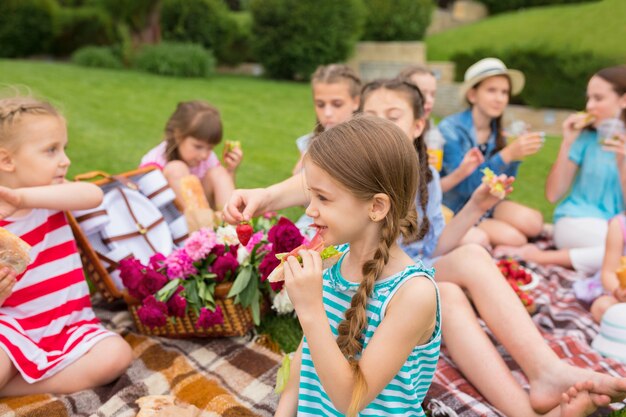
xmin=0 ymin=97 xmax=60 ymax=149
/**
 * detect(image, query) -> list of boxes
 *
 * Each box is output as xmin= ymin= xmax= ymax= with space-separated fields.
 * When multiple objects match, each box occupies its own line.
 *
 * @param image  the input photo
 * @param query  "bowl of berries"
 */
xmin=496 ymin=258 xmax=540 ymax=314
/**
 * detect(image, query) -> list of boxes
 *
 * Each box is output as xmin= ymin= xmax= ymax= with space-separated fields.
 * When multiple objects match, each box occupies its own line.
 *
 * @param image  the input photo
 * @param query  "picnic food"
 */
xmin=573 ymin=112 xmax=595 ymax=130
xmin=236 ymin=221 xmax=253 ymax=246
xmin=267 ymin=230 xmax=343 ymax=283
xmin=179 ymin=175 xmax=215 ymax=232
xmin=616 ymin=266 xmax=626 ymax=289
xmin=135 ymin=395 xmax=200 ymax=417
xmin=223 ymin=140 xmax=241 ymax=159
xmin=481 ymin=168 xmax=507 ymax=199
xmin=497 ymin=258 xmax=537 ymax=314
xmin=0 ymin=227 xmax=31 ymax=274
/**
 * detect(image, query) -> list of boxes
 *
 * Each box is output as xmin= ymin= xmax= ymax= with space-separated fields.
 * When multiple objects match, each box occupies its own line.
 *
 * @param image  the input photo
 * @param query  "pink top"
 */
xmin=0 ymin=210 xmax=115 ymax=382
xmin=140 ymin=141 xmax=221 ymax=179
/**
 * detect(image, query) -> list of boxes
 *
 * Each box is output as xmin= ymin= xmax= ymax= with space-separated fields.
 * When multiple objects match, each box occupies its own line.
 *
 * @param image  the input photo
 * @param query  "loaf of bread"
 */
xmin=179 ymin=175 xmax=215 ymax=232
xmin=0 ymin=227 xmax=31 ymax=274
xmin=135 ymin=395 xmax=200 ymax=417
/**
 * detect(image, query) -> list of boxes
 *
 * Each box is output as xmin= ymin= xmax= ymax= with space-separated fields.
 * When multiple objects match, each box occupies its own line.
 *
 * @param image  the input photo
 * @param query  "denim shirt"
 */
xmin=438 ymin=109 xmax=521 ymax=213
xmin=400 ymin=167 xmax=445 ymax=268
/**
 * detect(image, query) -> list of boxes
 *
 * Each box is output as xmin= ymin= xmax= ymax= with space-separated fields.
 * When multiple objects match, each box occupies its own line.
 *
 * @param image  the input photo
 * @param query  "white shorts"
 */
xmin=554 ymin=217 xmax=608 ymax=276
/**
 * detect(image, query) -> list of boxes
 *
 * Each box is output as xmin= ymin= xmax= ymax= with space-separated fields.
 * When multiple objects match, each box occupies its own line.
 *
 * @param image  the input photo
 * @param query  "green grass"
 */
xmin=0 ymin=60 xmax=564 ymax=352
xmin=426 ymin=0 xmax=626 ymax=61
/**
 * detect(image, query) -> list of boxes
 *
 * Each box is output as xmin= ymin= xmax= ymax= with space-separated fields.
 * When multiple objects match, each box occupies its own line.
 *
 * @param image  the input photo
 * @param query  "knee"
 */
xmin=497 ymin=227 xmax=528 ymax=246
xmin=454 ymin=243 xmax=491 ymax=262
xmin=465 ymin=228 xmax=490 ymax=249
xmin=590 ymin=296 xmax=616 ymax=323
xmin=517 ymin=209 xmax=544 ymax=237
xmin=95 ymin=337 xmax=133 ymax=382
xmin=163 ymin=160 xmax=190 ymax=180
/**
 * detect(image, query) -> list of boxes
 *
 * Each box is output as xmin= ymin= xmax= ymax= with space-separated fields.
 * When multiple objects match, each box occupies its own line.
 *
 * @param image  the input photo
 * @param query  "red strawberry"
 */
xmin=236 ymin=222 xmax=253 ymax=246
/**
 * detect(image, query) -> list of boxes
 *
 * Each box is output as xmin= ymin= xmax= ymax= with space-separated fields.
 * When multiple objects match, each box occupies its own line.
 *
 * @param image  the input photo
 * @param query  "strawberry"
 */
xmin=236 ymin=222 xmax=253 ymax=246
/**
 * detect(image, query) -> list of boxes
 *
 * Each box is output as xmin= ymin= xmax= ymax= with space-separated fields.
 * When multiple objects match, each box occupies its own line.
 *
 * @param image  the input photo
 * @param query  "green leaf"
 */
xmin=155 ymin=278 xmax=181 ymax=301
xmin=251 ymin=293 xmax=260 ymax=325
xmin=274 ymin=354 xmax=291 ymax=394
xmin=227 ymin=265 xmax=253 ymax=297
xmin=183 ymin=280 xmax=201 ymax=308
xmin=238 ymin=272 xmax=258 ymax=307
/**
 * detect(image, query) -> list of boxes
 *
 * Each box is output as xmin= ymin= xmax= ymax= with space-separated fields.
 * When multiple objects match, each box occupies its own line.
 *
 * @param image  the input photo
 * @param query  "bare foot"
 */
xmin=560 ymin=381 xmax=611 ymax=417
xmin=530 ymin=362 xmax=626 ymax=413
xmin=494 ymin=243 xmax=540 ymax=261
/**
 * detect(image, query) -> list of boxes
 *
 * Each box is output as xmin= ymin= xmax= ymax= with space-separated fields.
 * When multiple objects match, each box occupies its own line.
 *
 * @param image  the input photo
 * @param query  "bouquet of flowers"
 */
xmin=119 ymin=215 xmax=304 ymax=332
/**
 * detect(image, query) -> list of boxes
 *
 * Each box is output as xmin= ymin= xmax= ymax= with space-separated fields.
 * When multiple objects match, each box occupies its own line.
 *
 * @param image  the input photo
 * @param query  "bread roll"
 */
xmin=0 ymin=227 xmax=31 ymax=274
xmin=136 ymin=395 xmax=200 ymax=417
xmin=616 ymin=266 xmax=626 ymax=289
xmin=268 ymin=253 xmax=342 ymax=283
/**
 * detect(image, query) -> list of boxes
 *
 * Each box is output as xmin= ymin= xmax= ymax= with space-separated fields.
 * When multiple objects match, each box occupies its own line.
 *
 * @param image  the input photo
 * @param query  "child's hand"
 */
xmin=601 ymin=133 xmax=626 ymax=165
xmin=0 ymin=186 xmax=22 ymax=220
xmin=458 ymin=148 xmax=484 ymax=177
xmin=283 ymin=250 xmax=324 ymax=319
xmin=505 ymin=132 xmax=544 ymax=160
xmin=0 ymin=267 xmax=17 ymax=307
xmin=614 ymin=286 xmax=626 ymax=303
xmin=223 ymin=146 xmax=243 ymax=173
xmin=471 ymin=174 xmax=515 ymax=212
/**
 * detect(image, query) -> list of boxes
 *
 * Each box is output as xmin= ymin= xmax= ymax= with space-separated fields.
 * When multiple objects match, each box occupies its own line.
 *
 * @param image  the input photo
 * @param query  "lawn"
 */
xmin=426 ymin=0 xmax=626 ymax=61
xmin=1 ymin=60 xmax=565 ymax=351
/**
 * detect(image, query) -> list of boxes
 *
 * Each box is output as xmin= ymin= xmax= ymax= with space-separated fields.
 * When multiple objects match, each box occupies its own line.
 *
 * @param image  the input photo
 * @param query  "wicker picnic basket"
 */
xmin=68 ymin=167 xmax=256 ymax=338
xmin=125 ymin=283 xmax=255 ymax=338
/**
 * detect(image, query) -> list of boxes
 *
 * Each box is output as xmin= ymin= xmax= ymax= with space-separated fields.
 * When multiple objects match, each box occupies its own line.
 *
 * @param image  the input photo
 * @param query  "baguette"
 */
xmin=136 ymin=395 xmax=199 ymax=417
xmin=0 ymin=227 xmax=31 ymax=274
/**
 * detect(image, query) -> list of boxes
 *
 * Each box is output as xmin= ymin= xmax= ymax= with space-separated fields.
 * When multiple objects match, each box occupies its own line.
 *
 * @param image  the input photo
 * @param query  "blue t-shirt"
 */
xmin=439 ymin=109 xmax=520 ymax=213
xmin=553 ymin=130 xmax=624 ymax=222
xmin=400 ymin=167 xmax=445 ymax=267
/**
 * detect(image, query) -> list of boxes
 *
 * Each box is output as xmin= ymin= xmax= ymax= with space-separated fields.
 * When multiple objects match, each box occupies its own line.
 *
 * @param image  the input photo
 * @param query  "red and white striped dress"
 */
xmin=0 ymin=209 xmax=116 ymax=383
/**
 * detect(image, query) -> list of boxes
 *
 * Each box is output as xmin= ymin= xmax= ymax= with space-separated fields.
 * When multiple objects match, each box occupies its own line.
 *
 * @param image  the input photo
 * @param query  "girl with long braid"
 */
xmin=276 ymin=115 xmax=440 ymax=416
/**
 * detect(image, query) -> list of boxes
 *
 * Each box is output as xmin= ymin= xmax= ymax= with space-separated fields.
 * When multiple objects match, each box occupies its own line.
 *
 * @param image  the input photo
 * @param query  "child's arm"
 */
xmin=0 ymin=182 xmax=103 ymax=218
xmin=274 ymin=340 xmax=303 ymax=417
xmin=440 ymin=148 xmax=484 ymax=193
xmin=600 ymin=218 xmax=626 ymax=301
xmin=434 ymin=175 xmax=514 ymax=256
xmin=223 ymin=146 xmax=243 ymax=177
xmin=285 ymin=251 xmax=437 ymax=413
xmin=545 ymin=114 xmax=582 ymax=203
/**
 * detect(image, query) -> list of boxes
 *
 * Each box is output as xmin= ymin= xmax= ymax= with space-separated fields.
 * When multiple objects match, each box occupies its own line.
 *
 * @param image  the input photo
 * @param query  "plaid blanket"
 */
xmin=0 ymin=298 xmax=281 ymax=417
xmin=2 ymin=254 xmax=626 ymax=416
xmin=426 ymin=260 xmax=626 ymax=416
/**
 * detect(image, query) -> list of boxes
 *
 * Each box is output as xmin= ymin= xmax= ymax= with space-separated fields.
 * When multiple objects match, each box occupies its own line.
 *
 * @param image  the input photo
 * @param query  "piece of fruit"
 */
xmin=236 ymin=222 xmax=253 ymax=246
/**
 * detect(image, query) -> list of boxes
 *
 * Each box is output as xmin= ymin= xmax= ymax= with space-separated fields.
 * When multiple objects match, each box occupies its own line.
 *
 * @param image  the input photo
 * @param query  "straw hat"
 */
xmin=459 ymin=58 xmax=525 ymax=102
xmin=592 ymin=303 xmax=626 ymax=364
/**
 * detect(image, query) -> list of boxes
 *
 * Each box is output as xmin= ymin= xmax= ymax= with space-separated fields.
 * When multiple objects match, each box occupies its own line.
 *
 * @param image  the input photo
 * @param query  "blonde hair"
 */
xmin=311 ymin=64 xmax=362 ymax=135
xmin=306 ymin=115 xmax=419 ymax=416
xmin=163 ymin=100 xmax=223 ymax=162
xmin=0 ymin=97 xmax=61 ymax=149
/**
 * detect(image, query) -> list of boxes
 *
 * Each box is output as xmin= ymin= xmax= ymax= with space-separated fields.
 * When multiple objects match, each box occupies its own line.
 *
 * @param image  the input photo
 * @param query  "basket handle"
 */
xmin=73 ymin=171 xmax=138 ymax=190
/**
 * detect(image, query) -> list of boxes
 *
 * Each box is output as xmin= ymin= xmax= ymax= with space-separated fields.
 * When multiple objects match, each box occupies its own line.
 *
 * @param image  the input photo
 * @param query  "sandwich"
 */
xmin=0 ymin=227 xmax=31 ymax=274
xmin=223 ymin=140 xmax=241 ymax=159
xmin=572 ymin=112 xmax=596 ymax=130
xmin=267 ymin=231 xmax=343 ymax=283
xmin=481 ymin=168 xmax=507 ymax=200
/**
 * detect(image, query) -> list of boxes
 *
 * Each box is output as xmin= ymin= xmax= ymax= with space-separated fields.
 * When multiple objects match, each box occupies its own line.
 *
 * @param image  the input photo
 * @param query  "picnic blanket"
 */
xmin=426 ymin=259 xmax=626 ymax=416
xmin=0 ymin=298 xmax=281 ymax=417
xmin=2 ymin=248 xmax=626 ymax=416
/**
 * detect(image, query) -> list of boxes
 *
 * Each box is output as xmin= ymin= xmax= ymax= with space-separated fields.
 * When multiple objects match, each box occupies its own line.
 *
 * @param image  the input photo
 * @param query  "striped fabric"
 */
xmin=298 ymin=245 xmax=441 ymax=416
xmin=0 ymin=209 xmax=116 ymax=383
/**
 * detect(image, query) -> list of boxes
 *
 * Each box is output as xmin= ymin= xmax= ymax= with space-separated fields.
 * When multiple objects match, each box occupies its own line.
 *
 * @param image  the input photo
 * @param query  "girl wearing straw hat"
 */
xmin=438 ymin=58 xmax=544 ymax=247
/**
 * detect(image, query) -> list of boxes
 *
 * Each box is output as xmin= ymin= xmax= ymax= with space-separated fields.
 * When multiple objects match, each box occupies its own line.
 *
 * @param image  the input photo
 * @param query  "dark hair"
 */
xmin=311 ymin=64 xmax=362 ymax=135
xmin=306 ymin=115 xmax=419 ymax=417
xmin=397 ymin=66 xmax=436 ymax=131
xmin=466 ymin=77 xmax=509 ymax=152
xmin=163 ymin=100 xmax=223 ymax=162
xmin=360 ymin=78 xmax=432 ymax=242
xmin=595 ymin=65 xmax=626 ymax=124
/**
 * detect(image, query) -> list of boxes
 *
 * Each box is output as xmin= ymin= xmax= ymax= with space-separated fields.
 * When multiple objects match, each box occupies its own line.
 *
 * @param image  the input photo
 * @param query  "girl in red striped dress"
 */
xmin=0 ymin=97 xmax=132 ymax=396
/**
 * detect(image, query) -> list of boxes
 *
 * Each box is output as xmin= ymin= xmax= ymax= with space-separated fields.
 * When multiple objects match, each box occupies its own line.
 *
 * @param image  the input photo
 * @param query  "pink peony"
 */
xmin=184 ymin=228 xmax=217 ymax=262
xmin=137 ymin=295 xmax=168 ymax=327
xmin=210 ymin=244 xmax=225 ymax=258
xmin=270 ymin=280 xmax=284 ymax=292
xmin=245 ymin=231 xmax=265 ymax=252
xmin=166 ymin=286 xmax=187 ymax=318
xmin=138 ymin=268 xmax=168 ymax=299
xmin=149 ymin=253 xmax=166 ymax=271
xmin=119 ymin=258 xmax=146 ymax=300
xmin=211 ymin=252 xmax=239 ymax=282
xmin=267 ymin=217 xmax=304 ymax=253
xmin=165 ymin=248 xmax=198 ymax=279
xmin=196 ymin=306 xmax=224 ymax=328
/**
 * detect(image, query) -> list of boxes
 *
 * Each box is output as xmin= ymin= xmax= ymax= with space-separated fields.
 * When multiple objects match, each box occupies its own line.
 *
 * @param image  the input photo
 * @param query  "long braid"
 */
xmin=336 ymin=220 xmax=397 ymax=416
xmin=413 ymin=134 xmax=431 ymax=241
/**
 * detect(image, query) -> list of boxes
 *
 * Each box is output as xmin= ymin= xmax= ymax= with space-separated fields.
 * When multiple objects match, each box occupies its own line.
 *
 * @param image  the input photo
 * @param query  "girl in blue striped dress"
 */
xmin=274 ymin=116 xmax=441 ymax=417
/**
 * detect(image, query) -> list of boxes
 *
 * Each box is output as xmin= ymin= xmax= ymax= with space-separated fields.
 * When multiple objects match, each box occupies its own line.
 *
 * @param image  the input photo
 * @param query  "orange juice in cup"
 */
xmin=425 ymin=128 xmax=445 ymax=172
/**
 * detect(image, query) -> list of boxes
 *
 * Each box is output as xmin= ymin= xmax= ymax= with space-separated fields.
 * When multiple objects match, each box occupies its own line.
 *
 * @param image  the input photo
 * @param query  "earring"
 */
xmin=370 ymin=215 xmax=377 ymax=221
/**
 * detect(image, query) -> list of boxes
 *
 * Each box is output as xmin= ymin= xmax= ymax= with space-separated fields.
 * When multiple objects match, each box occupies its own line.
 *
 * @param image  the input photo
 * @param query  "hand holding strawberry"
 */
xmin=236 ymin=222 xmax=253 ymax=246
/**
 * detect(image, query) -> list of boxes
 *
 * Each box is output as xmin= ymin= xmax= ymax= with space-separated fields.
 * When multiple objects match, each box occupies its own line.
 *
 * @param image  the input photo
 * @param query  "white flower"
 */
xmin=216 ymin=225 xmax=239 ymax=245
xmin=237 ymin=246 xmax=250 ymax=264
xmin=272 ymin=289 xmax=294 ymax=315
